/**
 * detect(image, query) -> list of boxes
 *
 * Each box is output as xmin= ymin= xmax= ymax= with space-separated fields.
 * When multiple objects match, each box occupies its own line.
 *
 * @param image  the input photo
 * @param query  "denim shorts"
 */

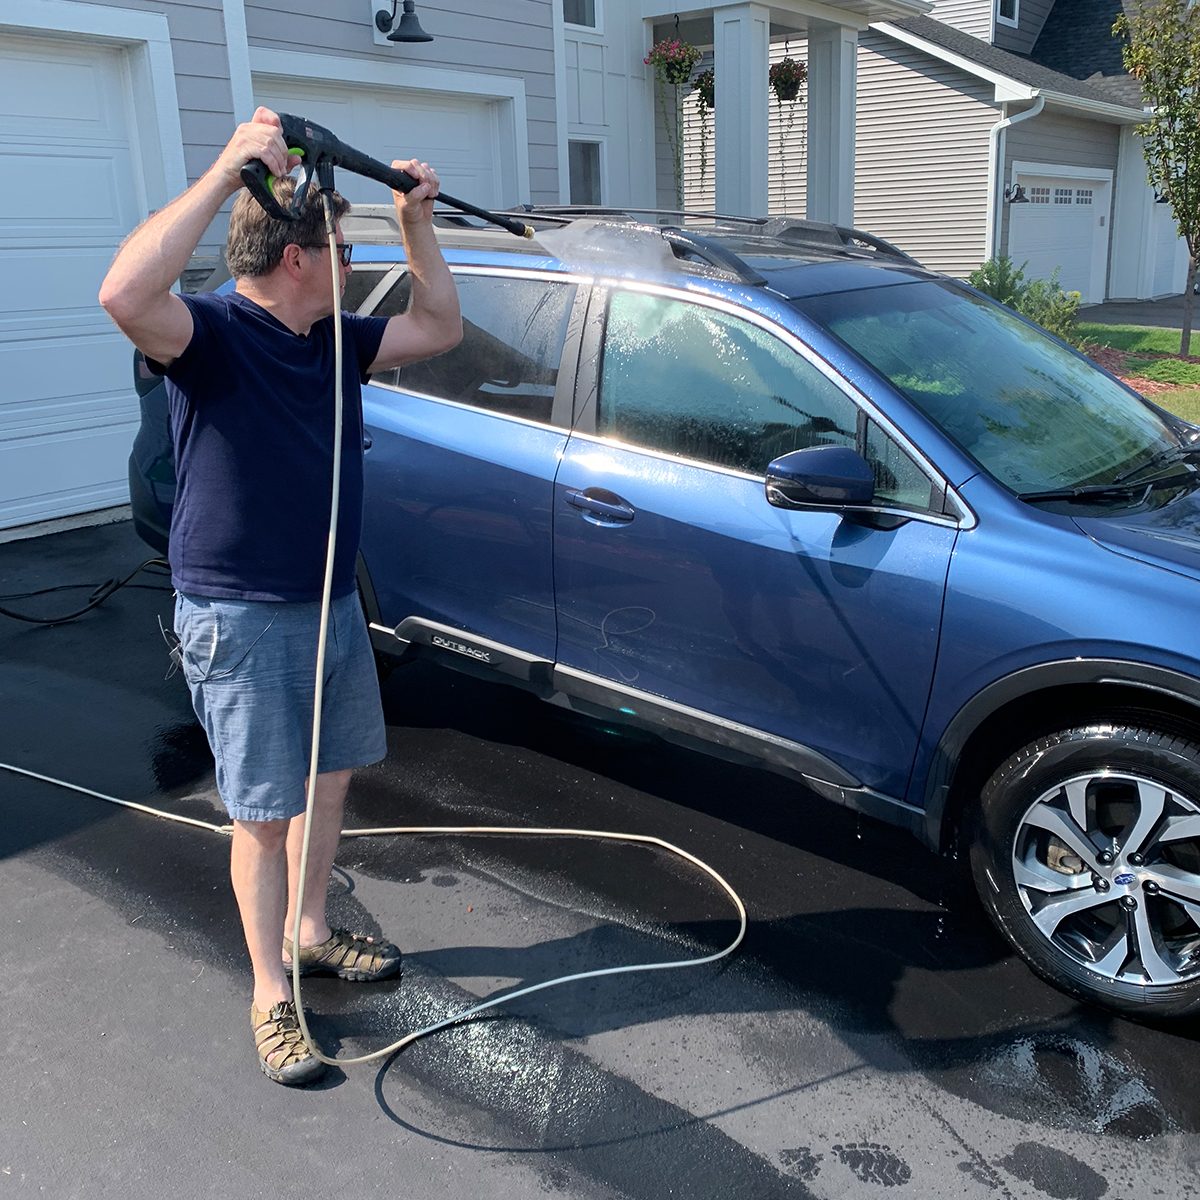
xmin=174 ymin=591 xmax=387 ymax=823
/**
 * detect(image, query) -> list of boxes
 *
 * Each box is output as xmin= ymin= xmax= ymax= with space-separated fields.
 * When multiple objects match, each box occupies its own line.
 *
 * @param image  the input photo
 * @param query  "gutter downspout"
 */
xmin=985 ymin=93 xmax=1046 ymax=260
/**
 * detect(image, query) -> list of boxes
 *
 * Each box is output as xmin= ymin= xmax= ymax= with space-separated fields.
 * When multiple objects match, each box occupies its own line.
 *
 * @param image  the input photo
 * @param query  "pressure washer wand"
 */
xmin=240 ymin=112 xmax=534 ymax=239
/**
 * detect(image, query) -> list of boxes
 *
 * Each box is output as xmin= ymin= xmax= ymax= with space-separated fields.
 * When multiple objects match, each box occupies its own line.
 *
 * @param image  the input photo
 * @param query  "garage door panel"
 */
xmin=1 ymin=36 xmax=140 ymax=529
xmin=0 ymin=151 xmax=139 ymax=240
xmin=0 ymin=423 xmax=139 ymax=523
xmin=0 ymin=335 xmax=130 ymax=412
xmin=1 ymin=251 xmax=124 ymax=330
xmin=1008 ymin=173 xmax=1109 ymax=303
xmin=0 ymin=38 xmax=126 ymax=138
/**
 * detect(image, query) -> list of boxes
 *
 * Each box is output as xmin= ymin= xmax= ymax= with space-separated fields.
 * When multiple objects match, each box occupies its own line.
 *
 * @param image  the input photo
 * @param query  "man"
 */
xmin=99 ymin=107 xmax=462 ymax=1086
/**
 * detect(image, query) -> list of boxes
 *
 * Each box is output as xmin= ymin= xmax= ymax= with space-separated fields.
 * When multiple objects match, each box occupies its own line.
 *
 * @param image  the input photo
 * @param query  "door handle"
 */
xmin=362 ymin=431 xmax=374 ymax=450
xmin=565 ymin=488 xmax=635 ymax=523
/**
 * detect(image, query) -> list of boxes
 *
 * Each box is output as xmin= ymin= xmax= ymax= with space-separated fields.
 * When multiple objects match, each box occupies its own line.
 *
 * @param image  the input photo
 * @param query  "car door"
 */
xmin=359 ymin=268 xmax=584 ymax=662
xmin=552 ymin=285 xmax=962 ymax=799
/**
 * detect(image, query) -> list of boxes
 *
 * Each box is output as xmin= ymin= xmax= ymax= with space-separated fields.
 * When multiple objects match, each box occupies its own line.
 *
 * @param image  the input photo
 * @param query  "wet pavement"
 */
xmin=2 ymin=519 xmax=1200 ymax=1200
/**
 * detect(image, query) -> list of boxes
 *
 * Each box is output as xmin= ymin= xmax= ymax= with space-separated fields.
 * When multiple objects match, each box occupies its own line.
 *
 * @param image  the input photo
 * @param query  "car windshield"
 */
xmin=794 ymin=280 xmax=1180 ymax=496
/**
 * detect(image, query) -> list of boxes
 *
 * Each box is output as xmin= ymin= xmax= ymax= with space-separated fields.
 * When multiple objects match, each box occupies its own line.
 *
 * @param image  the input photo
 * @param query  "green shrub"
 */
xmin=966 ymin=255 xmax=1028 ymax=308
xmin=967 ymin=256 xmax=1083 ymax=347
xmin=1125 ymin=357 xmax=1200 ymax=385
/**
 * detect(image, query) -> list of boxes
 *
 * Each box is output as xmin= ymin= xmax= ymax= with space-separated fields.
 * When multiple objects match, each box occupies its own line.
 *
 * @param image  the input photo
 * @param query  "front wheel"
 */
xmin=970 ymin=723 xmax=1200 ymax=1019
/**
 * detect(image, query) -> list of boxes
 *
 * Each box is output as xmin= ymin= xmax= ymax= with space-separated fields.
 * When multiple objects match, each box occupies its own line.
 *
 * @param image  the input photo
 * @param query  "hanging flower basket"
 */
xmin=645 ymin=38 xmax=702 ymax=87
xmin=770 ymin=57 xmax=807 ymax=103
xmin=645 ymin=38 xmax=701 ymax=208
xmin=694 ymin=67 xmax=715 ymax=114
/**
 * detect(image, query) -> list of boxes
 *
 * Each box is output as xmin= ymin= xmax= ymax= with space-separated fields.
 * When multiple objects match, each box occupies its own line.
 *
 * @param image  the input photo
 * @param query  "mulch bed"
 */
xmin=1083 ymin=341 xmax=1200 ymax=395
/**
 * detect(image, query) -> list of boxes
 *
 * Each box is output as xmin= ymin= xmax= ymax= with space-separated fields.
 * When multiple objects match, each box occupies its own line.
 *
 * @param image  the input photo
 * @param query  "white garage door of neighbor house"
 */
xmin=0 ymin=35 xmax=143 ymax=529
xmin=253 ymin=78 xmax=502 ymax=210
xmin=1007 ymin=174 xmax=1110 ymax=304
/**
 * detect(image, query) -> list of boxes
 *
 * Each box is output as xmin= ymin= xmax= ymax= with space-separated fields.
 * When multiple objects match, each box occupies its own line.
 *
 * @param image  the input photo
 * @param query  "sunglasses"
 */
xmin=299 ymin=241 xmax=353 ymax=266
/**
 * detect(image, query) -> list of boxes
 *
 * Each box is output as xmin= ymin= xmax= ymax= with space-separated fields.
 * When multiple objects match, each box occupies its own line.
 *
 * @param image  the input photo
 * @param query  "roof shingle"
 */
xmin=885 ymin=13 xmax=1145 ymax=111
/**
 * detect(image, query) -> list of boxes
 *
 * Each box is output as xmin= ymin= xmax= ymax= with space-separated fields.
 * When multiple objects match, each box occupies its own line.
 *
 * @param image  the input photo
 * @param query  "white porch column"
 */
xmin=805 ymin=20 xmax=856 ymax=224
xmin=714 ymin=3 xmax=769 ymax=217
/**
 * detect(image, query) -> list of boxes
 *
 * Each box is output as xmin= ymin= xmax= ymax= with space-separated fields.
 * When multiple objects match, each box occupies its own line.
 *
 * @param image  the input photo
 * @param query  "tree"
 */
xmin=1114 ymin=0 xmax=1199 ymax=356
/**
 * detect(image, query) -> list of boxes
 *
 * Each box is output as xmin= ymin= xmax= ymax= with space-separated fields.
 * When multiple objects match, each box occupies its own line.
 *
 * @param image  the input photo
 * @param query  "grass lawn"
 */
xmin=1153 ymin=388 xmax=1200 ymax=424
xmin=1076 ymin=322 xmax=1193 ymax=355
xmin=1077 ymin=321 xmax=1200 ymax=422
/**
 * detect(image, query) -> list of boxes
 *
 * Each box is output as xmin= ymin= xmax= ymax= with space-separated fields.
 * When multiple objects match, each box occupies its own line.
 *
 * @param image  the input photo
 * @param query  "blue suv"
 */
xmin=131 ymin=206 xmax=1200 ymax=1019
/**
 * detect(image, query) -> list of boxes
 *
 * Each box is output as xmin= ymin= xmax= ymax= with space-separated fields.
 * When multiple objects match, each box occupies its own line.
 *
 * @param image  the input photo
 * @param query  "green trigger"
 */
xmin=267 ymin=147 xmax=308 ymax=195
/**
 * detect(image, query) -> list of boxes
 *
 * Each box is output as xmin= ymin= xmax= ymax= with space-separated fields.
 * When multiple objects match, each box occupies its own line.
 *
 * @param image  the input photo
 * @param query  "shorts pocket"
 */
xmin=176 ymin=595 xmax=278 ymax=684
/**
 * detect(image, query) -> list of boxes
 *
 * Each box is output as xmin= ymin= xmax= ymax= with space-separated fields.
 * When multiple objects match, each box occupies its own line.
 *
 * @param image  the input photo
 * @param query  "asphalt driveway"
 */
xmin=2 ymin=518 xmax=1200 ymax=1200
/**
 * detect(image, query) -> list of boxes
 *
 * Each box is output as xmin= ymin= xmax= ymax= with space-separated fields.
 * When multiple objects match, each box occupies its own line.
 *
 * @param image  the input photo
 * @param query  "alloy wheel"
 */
xmin=1012 ymin=770 xmax=1200 ymax=986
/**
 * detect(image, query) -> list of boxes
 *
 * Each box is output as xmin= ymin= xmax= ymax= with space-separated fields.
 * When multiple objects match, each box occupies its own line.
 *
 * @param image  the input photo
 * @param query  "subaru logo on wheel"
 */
xmin=1114 ymin=872 xmax=1137 ymax=886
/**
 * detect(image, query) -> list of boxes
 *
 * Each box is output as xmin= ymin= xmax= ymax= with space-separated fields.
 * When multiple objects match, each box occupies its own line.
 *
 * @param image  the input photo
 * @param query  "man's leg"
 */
xmin=233 ymin=816 xmax=325 ymax=1086
xmin=230 ymin=817 xmax=293 ymax=1010
xmin=281 ymin=766 xmax=400 ymax=981
xmin=283 ymin=767 xmax=351 ymax=952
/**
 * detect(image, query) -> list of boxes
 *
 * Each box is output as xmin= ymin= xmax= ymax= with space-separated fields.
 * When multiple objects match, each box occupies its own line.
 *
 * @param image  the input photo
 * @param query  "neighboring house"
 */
xmin=683 ymin=0 xmax=1187 ymax=302
xmin=3 ymin=0 xmax=929 ymax=531
xmin=856 ymin=2 xmax=1189 ymax=301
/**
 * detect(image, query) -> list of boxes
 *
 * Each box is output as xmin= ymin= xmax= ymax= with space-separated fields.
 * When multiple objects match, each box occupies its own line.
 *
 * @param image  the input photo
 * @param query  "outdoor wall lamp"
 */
xmin=1003 ymin=183 xmax=1029 ymax=203
xmin=375 ymin=0 xmax=434 ymax=42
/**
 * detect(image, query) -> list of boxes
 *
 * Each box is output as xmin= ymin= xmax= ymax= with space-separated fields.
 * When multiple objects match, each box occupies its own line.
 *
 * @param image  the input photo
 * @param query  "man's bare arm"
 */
xmin=98 ymin=107 xmax=297 ymax=367
xmin=369 ymin=160 xmax=463 ymax=372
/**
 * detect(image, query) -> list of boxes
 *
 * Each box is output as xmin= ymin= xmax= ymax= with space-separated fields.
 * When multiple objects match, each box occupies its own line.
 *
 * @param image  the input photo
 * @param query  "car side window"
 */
xmin=372 ymin=273 xmax=576 ymax=424
xmin=342 ymin=268 xmax=388 ymax=314
xmin=599 ymin=291 xmax=857 ymax=471
xmin=865 ymin=418 xmax=937 ymax=511
xmin=599 ymin=291 xmax=937 ymax=512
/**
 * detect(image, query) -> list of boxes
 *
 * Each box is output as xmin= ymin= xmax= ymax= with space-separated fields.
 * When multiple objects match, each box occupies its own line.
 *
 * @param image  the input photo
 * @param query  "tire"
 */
xmin=969 ymin=723 xmax=1200 ymax=1019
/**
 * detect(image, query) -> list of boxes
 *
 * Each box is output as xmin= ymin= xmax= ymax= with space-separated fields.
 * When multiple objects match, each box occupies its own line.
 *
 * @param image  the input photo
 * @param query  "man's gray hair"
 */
xmin=225 ymin=177 xmax=351 ymax=278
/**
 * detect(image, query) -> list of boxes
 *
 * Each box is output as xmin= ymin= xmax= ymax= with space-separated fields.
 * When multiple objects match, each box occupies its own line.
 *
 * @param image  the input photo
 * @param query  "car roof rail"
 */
xmin=342 ymin=203 xmax=919 ymax=277
xmin=659 ymin=228 xmax=767 ymax=286
xmin=759 ymin=217 xmax=920 ymax=265
xmin=519 ymin=206 xmax=920 ymax=268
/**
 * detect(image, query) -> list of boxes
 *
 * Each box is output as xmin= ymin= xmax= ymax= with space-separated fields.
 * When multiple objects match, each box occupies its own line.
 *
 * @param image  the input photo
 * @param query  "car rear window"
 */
xmin=371 ymin=273 xmax=575 ymax=424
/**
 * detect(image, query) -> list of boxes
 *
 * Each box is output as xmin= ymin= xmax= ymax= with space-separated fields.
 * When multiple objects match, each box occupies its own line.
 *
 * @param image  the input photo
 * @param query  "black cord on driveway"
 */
xmin=0 ymin=557 xmax=171 ymax=625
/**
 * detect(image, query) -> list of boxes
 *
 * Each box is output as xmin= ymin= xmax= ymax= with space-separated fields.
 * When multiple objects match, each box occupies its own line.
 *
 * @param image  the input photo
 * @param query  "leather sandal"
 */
xmin=283 ymin=928 xmax=401 ymax=982
xmin=251 ymin=1000 xmax=324 ymax=1086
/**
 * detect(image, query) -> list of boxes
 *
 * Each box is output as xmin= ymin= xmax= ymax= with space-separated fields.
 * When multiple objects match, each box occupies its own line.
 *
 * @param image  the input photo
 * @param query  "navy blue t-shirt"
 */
xmin=158 ymin=291 xmax=388 ymax=601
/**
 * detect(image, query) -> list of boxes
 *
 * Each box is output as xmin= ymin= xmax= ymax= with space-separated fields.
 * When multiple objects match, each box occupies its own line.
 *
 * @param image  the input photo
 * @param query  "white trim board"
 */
xmin=221 ymin=0 xmax=255 ymax=122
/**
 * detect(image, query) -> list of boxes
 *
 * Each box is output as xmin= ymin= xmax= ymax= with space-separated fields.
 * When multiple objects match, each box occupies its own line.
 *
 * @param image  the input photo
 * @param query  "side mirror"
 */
xmin=765 ymin=445 xmax=876 ymax=510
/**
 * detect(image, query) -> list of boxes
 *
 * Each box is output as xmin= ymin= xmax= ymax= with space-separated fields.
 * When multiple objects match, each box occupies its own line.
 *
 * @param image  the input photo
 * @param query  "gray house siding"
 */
xmin=242 ymin=0 xmax=560 ymax=205
xmin=856 ymin=31 xmax=996 ymax=277
xmin=925 ymin=0 xmax=992 ymax=39
xmin=1000 ymin=109 xmax=1120 ymax=261
xmin=992 ymin=0 xmax=1054 ymax=56
xmin=1005 ymin=110 xmax=1121 ymax=175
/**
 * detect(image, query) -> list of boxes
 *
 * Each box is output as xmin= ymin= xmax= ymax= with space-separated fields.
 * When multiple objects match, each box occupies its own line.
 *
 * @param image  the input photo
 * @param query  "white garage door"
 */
xmin=253 ymin=78 xmax=502 ymax=210
xmin=0 ymin=34 xmax=143 ymax=529
xmin=1007 ymin=173 xmax=1110 ymax=303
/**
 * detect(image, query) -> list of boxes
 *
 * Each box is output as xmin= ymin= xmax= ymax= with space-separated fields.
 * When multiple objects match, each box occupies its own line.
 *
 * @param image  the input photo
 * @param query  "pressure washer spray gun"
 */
xmin=240 ymin=111 xmax=534 ymax=239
